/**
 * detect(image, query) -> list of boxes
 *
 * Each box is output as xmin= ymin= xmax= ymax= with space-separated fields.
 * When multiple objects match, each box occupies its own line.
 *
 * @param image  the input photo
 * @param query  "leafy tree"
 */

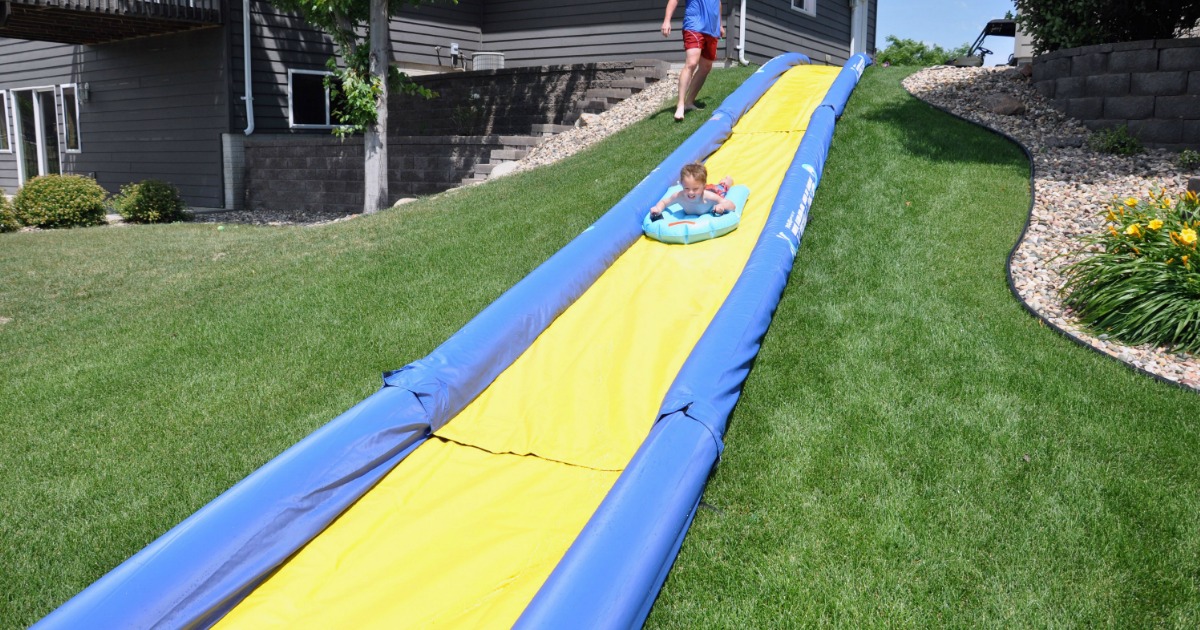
xmin=1014 ymin=0 xmax=1200 ymax=53
xmin=272 ymin=0 xmax=439 ymax=214
xmin=876 ymin=36 xmax=972 ymax=66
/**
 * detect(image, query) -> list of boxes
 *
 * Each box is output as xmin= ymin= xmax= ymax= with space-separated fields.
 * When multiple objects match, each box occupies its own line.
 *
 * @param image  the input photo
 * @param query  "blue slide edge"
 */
xmin=34 ymin=53 xmax=811 ymax=629
xmin=515 ymin=53 xmax=871 ymax=630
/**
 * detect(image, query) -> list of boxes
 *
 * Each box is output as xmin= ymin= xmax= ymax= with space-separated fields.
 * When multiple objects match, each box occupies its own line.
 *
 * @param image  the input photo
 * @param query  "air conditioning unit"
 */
xmin=472 ymin=52 xmax=505 ymax=71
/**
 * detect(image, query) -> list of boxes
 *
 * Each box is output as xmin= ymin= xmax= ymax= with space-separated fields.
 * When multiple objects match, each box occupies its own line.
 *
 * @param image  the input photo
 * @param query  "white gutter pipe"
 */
xmin=242 ymin=0 xmax=255 ymax=135
xmin=736 ymin=0 xmax=748 ymax=65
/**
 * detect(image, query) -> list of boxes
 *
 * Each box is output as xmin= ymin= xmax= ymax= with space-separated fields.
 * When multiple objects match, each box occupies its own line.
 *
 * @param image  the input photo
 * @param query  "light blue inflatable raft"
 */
xmin=642 ymin=184 xmax=751 ymax=244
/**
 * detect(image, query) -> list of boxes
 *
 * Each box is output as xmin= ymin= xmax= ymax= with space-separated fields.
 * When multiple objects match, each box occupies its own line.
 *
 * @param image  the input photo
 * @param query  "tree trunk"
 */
xmin=363 ymin=0 xmax=390 ymax=214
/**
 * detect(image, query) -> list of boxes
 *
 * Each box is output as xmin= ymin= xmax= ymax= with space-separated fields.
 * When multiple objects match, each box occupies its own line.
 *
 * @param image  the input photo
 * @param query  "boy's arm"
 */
xmin=652 ymin=190 xmax=680 ymax=213
xmin=709 ymin=191 xmax=735 ymax=212
xmin=661 ymin=0 xmax=678 ymax=37
xmin=720 ymin=2 xmax=725 ymax=39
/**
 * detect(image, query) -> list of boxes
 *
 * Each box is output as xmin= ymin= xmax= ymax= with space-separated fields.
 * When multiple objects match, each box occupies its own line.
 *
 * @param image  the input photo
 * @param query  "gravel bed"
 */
xmin=904 ymin=65 xmax=1199 ymax=391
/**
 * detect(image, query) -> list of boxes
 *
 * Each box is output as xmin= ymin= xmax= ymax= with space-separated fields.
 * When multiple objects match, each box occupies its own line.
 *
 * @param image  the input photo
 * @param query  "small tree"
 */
xmin=272 ymin=0 xmax=437 ymax=214
xmin=876 ymin=36 xmax=972 ymax=66
xmin=1015 ymin=0 xmax=1200 ymax=54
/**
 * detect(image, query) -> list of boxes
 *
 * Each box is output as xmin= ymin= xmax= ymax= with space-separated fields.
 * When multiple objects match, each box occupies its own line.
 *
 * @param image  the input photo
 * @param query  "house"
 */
xmin=0 ymin=0 xmax=877 ymax=209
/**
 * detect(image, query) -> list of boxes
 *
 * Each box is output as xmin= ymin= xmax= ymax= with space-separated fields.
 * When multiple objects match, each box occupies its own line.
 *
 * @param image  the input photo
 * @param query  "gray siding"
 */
xmin=230 ymin=2 xmax=337 ymax=134
xmin=0 ymin=29 xmax=229 ymax=206
xmin=478 ymin=0 xmax=864 ymax=69
xmin=868 ymin=0 xmax=877 ymax=54
xmin=481 ymin=0 xmax=716 ymax=67
xmin=394 ymin=0 xmax=484 ymax=67
xmin=743 ymin=0 xmax=853 ymax=66
xmin=230 ymin=0 xmax=485 ymax=134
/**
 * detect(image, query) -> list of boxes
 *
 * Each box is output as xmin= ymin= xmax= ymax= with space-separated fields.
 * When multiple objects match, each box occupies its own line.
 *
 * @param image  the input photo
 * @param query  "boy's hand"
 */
xmin=661 ymin=21 xmax=672 ymax=37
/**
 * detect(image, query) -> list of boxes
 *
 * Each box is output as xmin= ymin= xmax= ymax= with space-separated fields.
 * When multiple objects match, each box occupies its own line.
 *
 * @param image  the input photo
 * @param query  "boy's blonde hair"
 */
xmin=680 ymin=163 xmax=707 ymax=184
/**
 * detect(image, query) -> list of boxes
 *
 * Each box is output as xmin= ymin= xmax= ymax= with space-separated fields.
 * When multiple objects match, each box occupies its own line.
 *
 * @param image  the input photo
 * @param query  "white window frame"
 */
xmin=790 ymin=0 xmax=816 ymax=18
xmin=11 ymin=86 xmax=62 ymax=185
xmin=287 ymin=68 xmax=335 ymax=129
xmin=0 ymin=91 xmax=12 ymax=153
xmin=60 ymin=83 xmax=82 ymax=153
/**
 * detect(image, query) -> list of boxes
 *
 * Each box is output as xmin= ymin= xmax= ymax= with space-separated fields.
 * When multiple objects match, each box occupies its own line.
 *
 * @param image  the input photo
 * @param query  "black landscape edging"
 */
xmin=900 ymin=73 xmax=1198 ymax=394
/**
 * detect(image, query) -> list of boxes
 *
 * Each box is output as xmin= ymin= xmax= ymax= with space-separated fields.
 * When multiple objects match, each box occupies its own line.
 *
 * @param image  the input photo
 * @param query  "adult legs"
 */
xmin=675 ymin=47 xmax=703 ymax=120
xmin=684 ymin=56 xmax=713 ymax=110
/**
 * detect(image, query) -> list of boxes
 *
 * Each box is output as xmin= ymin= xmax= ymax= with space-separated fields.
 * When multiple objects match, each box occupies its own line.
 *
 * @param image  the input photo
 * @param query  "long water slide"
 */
xmin=38 ymin=53 xmax=869 ymax=629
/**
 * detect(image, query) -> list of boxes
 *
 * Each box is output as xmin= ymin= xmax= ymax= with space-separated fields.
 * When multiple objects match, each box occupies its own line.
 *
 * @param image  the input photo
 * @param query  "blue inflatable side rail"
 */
xmin=35 ymin=53 xmax=813 ymax=630
xmin=515 ymin=53 xmax=872 ymax=630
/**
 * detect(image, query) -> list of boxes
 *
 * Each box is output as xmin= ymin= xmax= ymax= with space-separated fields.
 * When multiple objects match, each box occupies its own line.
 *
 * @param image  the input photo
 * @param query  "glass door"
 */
xmin=12 ymin=88 xmax=61 ymax=184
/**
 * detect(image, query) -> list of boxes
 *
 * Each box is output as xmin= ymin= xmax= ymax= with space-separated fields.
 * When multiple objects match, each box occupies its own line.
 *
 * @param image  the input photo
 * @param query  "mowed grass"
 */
xmin=647 ymin=68 xmax=1200 ymax=628
xmin=1 ymin=65 xmax=1197 ymax=627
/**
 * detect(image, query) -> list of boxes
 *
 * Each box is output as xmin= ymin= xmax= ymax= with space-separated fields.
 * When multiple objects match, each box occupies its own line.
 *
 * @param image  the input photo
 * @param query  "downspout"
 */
xmin=242 ymin=0 xmax=255 ymax=135
xmin=736 ymin=0 xmax=748 ymax=65
xmin=849 ymin=0 xmax=867 ymax=56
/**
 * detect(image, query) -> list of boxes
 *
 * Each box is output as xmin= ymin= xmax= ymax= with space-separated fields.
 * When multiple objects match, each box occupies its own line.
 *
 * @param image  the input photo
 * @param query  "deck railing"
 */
xmin=11 ymin=0 xmax=221 ymax=21
xmin=1 ymin=0 xmax=222 ymax=44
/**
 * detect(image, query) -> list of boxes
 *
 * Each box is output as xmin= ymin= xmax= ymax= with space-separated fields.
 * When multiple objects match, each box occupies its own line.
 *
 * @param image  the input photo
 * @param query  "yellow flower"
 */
xmin=1184 ymin=255 xmax=1191 ymax=267
xmin=1109 ymin=225 xmax=1120 ymax=238
xmin=1125 ymin=223 xmax=1142 ymax=237
xmin=1185 ymin=190 xmax=1199 ymax=204
xmin=1166 ymin=258 xmax=1175 ymax=265
xmin=1106 ymin=210 xmax=1118 ymax=222
xmin=1148 ymin=219 xmax=1163 ymax=230
xmin=1124 ymin=197 xmax=1138 ymax=207
xmin=1181 ymin=228 xmax=1198 ymax=246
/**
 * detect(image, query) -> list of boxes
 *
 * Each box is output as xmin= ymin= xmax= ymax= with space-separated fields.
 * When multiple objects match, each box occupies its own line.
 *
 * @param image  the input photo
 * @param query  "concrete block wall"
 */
xmin=389 ymin=60 xmax=664 ymax=136
xmin=1032 ymin=38 xmax=1200 ymax=150
xmin=243 ymin=60 xmax=671 ymax=212
xmin=244 ymin=135 xmax=507 ymax=214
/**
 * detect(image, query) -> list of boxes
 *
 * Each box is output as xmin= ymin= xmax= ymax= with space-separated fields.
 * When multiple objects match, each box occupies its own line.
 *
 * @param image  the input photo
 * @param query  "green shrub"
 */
xmin=0 ymin=191 xmax=20 ymax=233
xmin=1015 ymin=0 xmax=1200 ymax=54
xmin=875 ymin=35 xmax=972 ymax=67
xmin=13 ymin=175 xmax=108 ymax=229
xmin=111 ymin=179 xmax=188 ymax=223
xmin=1087 ymin=125 xmax=1143 ymax=156
xmin=1178 ymin=149 xmax=1200 ymax=171
xmin=1063 ymin=189 xmax=1200 ymax=353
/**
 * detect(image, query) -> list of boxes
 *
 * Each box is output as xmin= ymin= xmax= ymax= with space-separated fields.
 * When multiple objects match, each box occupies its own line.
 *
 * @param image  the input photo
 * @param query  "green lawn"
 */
xmin=2 ymin=66 xmax=1198 ymax=628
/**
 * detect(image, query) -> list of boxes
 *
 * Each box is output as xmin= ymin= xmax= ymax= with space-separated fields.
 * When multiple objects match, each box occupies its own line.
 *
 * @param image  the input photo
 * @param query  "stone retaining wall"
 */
xmin=1031 ymin=38 xmax=1200 ymax=149
xmin=243 ymin=61 xmax=670 ymax=212
xmin=244 ymin=135 xmax=507 ymax=215
xmin=392 ymin=61 xmax=649 ymax=136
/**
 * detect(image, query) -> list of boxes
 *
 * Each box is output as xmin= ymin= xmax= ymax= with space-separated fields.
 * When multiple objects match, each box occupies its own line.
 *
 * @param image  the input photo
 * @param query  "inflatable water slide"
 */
xmin=38 ymin=52 xmax=869 ymax=629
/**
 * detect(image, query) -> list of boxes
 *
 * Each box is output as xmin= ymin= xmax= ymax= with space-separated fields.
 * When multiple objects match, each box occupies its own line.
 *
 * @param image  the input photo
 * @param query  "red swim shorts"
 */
xmin=683 ymin=30 xmax=719 ymax=61
xmin=705 ymin=182 xmax=730 ymax=197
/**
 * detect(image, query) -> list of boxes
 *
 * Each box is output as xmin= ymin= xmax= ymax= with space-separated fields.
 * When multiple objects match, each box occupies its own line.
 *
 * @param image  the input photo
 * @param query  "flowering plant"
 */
xmin=1062 ymin=188 xmax=1200 ymax=353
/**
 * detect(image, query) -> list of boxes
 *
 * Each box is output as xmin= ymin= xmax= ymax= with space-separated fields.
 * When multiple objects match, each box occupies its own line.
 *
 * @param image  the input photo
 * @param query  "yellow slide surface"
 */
xmin=216 ymin=64 xmax=840 ymax=629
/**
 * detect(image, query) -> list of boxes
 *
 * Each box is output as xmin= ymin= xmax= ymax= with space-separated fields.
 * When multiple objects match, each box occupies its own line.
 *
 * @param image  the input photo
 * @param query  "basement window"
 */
xmin=289 ymin=69 xmax=338 ymax=129
xmin=0 ymin=91 xmax=10 ymax=152
xmin=790 ymin=0 xmax=816 ymax=17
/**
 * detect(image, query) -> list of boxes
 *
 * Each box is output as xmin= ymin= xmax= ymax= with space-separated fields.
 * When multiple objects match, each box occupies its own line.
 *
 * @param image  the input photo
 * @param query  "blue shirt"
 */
xmin=683 ymin=0 xmax=721 ymax=38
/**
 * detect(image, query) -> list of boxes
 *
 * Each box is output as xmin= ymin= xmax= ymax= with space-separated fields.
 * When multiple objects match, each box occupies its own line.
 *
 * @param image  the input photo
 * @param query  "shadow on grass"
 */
xmin=863 ymin=93 xmax=1026 ymax=167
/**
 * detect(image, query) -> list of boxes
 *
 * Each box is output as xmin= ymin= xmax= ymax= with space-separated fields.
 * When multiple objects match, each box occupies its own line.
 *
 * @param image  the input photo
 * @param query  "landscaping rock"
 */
xmin=488 ymin=162 xmax=521 ymax=179
xmin=983 ymin=93 xmax=1027 ymax=115
xmin=905 ymin=65 xmax=1198 ymax=391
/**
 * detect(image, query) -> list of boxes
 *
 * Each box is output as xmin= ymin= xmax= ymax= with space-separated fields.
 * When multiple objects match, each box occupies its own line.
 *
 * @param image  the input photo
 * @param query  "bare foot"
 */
xmin=673 ymin=109 xmax=685 ymax=122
